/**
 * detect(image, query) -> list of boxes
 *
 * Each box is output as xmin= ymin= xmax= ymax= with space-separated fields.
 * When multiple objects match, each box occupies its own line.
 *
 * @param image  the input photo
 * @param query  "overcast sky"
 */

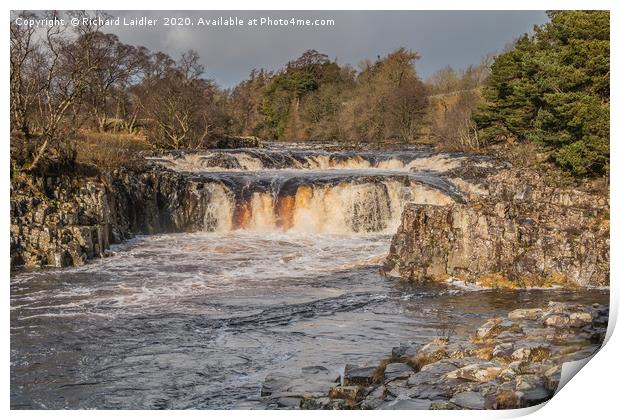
xmin=33 ymin=10 xmax=550 ymax=87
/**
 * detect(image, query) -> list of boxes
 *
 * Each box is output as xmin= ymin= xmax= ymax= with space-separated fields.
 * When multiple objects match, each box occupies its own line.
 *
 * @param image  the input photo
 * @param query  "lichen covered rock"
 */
xmin=384 ymin=168 xmax=609 ymax=287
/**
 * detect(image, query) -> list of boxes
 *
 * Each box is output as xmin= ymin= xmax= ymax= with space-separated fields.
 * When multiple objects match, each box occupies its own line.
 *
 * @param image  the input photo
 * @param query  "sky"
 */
xmin=25 ymin=10 xmax=550 ymax=88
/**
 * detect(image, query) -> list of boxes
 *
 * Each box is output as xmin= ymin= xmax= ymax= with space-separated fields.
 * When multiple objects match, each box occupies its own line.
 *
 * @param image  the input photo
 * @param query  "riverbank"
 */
xmin=261 ymin=301 xmax=608 ymax=410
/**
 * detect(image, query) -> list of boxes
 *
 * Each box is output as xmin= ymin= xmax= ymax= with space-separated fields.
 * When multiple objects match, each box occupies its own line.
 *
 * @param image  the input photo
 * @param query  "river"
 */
xmin=10 ymin=144 xmax=609 ymax=409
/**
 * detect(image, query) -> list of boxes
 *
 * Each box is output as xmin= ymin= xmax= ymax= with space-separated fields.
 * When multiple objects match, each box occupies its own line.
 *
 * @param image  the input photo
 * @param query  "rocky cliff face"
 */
xmin=384 ymin=168 xmax=609 ymax=287
xmin=10 ymin=166 xmax=215 ymax=269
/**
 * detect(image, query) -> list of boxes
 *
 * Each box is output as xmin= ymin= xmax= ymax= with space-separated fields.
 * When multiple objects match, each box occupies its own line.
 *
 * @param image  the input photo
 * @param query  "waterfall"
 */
xmin=194 ymin=179 xmax=453 ymax=235
xmin=203 ymin=183 xmax=234 ymax=232
xmin=151 ymin=146 xmax=465 ymax=235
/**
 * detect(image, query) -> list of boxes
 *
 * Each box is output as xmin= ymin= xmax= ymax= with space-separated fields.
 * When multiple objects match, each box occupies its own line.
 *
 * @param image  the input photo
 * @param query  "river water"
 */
xmin=10 ymin=144 xmax=609 ymax=409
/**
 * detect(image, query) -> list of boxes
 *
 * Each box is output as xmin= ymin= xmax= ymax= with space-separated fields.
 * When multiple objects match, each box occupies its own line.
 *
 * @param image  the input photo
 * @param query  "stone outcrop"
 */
xmin=213 ymin=135 xmax=263 ymax=149
xmin=262 ymin=302 xmax=608 ymax=410
xmin=384 ymin=168 xmax=609 ymax=287
xmin=10 ymin=166 xmax=219 ymax=268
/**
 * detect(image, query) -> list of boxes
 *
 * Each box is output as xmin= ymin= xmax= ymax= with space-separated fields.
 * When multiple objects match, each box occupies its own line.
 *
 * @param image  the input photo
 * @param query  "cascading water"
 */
xmin=155 ymin=144 xmax=464 ymax=235
xmin=151 ymin=145 xmax=468 ymax=173
xmin=11 ymin=143 xmax=607 ymax=410
xmin=195 ymin=180 xmax=448 ymax=234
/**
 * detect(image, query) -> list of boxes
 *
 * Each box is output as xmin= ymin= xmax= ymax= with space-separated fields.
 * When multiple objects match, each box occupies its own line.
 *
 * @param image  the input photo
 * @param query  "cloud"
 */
xmin=83 ymin=10 xmax=550 ymax=87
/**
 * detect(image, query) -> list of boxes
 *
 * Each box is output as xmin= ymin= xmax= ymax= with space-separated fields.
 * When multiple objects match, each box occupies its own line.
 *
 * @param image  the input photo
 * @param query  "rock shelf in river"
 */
xmin=384 ymin=167 xmax=610 ymax=287
xmin=261 ymin=301 xmax=608 ymax=410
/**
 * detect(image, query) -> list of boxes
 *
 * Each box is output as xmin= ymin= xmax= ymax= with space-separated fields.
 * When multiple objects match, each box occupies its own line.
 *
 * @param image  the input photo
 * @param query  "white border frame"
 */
xmin=3 ymin=2 xmax=618 ymax=419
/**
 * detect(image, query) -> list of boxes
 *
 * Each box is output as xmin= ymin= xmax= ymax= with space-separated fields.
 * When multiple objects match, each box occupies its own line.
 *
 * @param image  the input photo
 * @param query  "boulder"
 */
xmin=569 ymin=312 xmax=593 ymax=328
xmin=543 ymin=314 xmax=571 ymax=328
xmin=543 ymin=365 xmax=562 ymax=392
xmin=392 ymin=342 xmax=422 ymax=358
xmin=492 ymin=343 xmax=514 ymax=359
xmin=515 ymin=374 xmax=545 ymax=391
xmin=446 ymin=363 xmax=503 ymax=382
xmin=511 ymin=344 xmax=550 ymax=362
xmin=475 ymin=319 xmax=502 ymax=340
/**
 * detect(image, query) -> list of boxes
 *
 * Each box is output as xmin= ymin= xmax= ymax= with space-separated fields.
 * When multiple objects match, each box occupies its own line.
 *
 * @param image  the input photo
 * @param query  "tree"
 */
xmin=427 ymin=66 xmax=459 ymax=94
xmin=431 ymin=91 xmax=482 ymax=150
xmin=341 ymin=48 xmax=428 ymax=143
xmin=81 ymin=31 xmax=147 ymax=131
xmin=261 ymin=49 xmax=347 ymax=139
xmin=426 ymin=55 xmax=491 ymax=151
xmin=136 ymin=50 xmax=229 ymax=149
xmin=10 ymin=11 xmax=117 ymax=170
xmin=474 ymin=11 xmax=609 ymax=177
xmin=229 ymin=69 xmax=272 ymax=136
xmin=10 ymin=11 xmax=38 ymax=137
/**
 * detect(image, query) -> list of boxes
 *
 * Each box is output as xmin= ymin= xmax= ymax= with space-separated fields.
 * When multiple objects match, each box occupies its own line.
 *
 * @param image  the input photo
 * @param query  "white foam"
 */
xmin=11 ymin=232 xmax=394 ymax=318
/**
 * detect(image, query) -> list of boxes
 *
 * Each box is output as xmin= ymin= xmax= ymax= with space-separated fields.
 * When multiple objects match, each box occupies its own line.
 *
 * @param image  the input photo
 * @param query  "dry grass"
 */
xmin=492 ymin=390 xmax=520 ymax=409
xmin=75 ymin=130 xmax=152 ymax=171
xmin=370 ymin=351 xmax=448 ymax=382
xmin=371 ymin=356 xmax=407 ymax=383
xmin=529 ymin=347 xmax=551 ymax=363
xmin=406 ymin=353 xmax=444 ymax=371
xmin=474 ymin=346 xmax=495 ymax=360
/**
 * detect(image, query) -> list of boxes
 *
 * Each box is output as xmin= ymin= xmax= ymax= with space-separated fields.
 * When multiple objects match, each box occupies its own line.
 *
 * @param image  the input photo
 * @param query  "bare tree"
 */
xmin=10 ymin=11 xmax=117 ymax=170
xmin=10 ymin=12 xmax=38 ymax=136
xmin=431 ymin=91 xmax=482 ymax=150
xmin=136 ymin=51 xmax=226 ymax=149
xmin=80 ymin=32 xmax=147 ymax=131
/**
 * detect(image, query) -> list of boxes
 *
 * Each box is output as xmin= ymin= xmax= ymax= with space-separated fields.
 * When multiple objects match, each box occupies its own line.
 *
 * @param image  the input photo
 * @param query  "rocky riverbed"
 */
xmin=261 ymin=301 xmax=608 ymax=410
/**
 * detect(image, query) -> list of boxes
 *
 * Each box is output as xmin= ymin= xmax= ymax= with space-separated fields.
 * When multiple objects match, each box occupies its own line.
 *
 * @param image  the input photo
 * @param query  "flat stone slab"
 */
xmin=392 ymin=342 xmax=422 ymax=358
xmin=384 ymin=363 xmax=414 ymax=381
xmin=276 ymin=397 xmax=302 ymax=408
xmin=508 ymin=308 xmax=543 ymax=321
xmin=451 ymin=391 xmax=486 ymax=410
xmin=344 ymin=365 xmax=376 ymax=386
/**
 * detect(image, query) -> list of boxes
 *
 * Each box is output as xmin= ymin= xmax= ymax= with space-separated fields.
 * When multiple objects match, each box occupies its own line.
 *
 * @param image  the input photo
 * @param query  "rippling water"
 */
xmin=10 ymin=232 xmax=608 ymax=409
